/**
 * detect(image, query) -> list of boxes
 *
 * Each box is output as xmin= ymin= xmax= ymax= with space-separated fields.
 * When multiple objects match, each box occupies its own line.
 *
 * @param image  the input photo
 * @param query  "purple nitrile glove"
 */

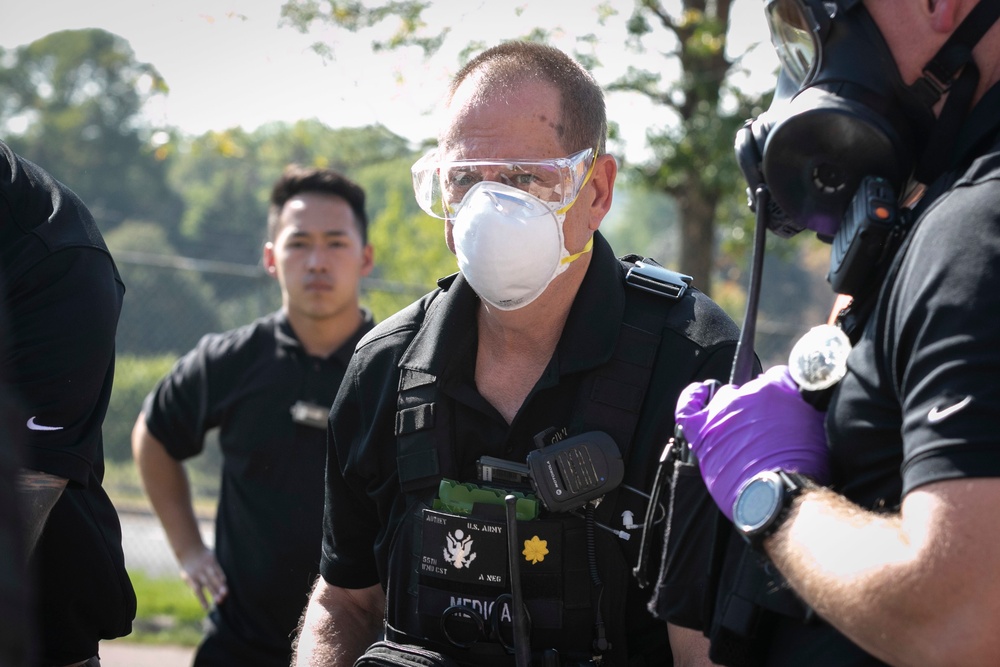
xmin=675 ymin=365 xmax=830 ymax=521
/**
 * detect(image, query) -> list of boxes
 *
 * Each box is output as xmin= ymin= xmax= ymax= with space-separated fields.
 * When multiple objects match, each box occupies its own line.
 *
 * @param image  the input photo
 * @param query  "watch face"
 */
xmin=734 ymin=473 xmax=783 ymax=534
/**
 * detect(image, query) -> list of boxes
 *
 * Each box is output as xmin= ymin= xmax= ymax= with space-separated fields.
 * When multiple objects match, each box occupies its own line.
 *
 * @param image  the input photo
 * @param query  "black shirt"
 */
xmin=144 ymin=309 xmax=373 ymax=664
xmin=321 ymin=233 xmax=742 ymax=663
xmin=764 ymin=84 xmax=1000 ymax=665
xmin=1 ymin=141 xmax=134 ymax=665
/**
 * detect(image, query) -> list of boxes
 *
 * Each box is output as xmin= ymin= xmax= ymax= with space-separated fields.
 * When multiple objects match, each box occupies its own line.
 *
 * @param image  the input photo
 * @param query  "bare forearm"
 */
xmin=668 ymin=623 xmax=717 ymax=666
xmin=766 ymin=484 xmax=998 ymax=667
xmin=294 ymin=580 xmax=384 ymax=667
xmin=17 ymin=468 xmax=68 ymax=556
xmin=132 ymin=416 xmax=205 ymax=559
xmin=143 ymin=466 xmax=204 ymax=561
xmin=293 ymin=601 xmax=367 ymax=667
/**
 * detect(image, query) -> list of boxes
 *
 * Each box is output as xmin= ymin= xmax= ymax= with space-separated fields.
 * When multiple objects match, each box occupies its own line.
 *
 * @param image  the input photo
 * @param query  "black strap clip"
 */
xmin=624 ymin=258 xmax=692 ymax=301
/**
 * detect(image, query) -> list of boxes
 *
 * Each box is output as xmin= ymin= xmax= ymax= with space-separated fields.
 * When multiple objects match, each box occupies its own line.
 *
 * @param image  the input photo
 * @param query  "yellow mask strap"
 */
xmin=560 ymin=236 xmax=595 ymax=266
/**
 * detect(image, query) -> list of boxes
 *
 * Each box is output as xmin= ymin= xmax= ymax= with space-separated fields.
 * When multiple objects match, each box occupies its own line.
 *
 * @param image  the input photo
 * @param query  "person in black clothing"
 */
xmin=294 ymin=41 xmax=745 ymax=667
xmin=132 ymin=165 xmax=374 ymax=667
xmin=0 ymin=369 xmax=30 ymax=667
xmin=2 ymin=140 xmax=135 ymax=666
xmin=664 ymin=1 xmax=1000 ymax=665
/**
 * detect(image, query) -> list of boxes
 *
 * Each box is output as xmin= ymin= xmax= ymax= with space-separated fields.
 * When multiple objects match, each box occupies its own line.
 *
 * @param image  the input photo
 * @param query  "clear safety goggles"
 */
xmin=411 ymin=146 xmax=598 ymax=219
xmin=764 ymin=0 xmax=833 ymax=87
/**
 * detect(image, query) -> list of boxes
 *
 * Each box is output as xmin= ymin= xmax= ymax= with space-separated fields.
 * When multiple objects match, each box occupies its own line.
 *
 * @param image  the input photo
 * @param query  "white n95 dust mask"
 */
xmin=452 ymin=181 xmax=592 ymax=311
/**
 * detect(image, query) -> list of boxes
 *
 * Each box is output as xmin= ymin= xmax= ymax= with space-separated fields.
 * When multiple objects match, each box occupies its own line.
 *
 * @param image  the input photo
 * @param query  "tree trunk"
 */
xmin=675 ymin=185 xmax=718 ymax=296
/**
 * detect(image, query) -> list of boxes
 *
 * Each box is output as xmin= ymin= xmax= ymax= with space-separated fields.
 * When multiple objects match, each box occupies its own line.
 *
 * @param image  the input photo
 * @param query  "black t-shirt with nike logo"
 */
xmin=0 ymin=140 xmax=135 ymax=665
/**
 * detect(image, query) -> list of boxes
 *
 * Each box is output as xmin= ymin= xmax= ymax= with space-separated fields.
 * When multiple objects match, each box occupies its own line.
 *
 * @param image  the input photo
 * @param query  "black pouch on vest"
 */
xmin=354 ymin=640 xmax=459 ymax=667
xmin=649 ymin=457 xmax=729 ymax=630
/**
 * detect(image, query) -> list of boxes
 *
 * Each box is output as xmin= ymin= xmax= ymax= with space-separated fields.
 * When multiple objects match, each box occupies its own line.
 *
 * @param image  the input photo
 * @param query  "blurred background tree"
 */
xmin=0 ymin=28 xmax=183 ymax=231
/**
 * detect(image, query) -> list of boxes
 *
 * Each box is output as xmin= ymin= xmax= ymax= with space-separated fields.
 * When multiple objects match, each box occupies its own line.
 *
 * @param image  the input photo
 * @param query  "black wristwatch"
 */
xmin=732 ymin=470 xmax=813 ymax=549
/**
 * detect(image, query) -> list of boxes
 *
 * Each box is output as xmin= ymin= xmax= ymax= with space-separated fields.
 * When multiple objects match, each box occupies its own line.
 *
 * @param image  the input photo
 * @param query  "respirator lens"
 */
xmin=766 ymin=0 xmax=820 ymax=86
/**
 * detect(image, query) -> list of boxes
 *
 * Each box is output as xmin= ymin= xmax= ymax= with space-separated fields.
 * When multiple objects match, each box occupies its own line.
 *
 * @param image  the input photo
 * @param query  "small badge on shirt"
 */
xmin=290 ymin=401 xmax=329 ymax=429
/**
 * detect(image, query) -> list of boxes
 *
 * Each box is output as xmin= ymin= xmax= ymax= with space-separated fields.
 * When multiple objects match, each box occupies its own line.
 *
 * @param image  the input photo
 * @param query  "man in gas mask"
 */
xmin=660 ymin=1 xmax=1000 ymax=665
xmin=294 ymin=41 xmax=746 ymax=667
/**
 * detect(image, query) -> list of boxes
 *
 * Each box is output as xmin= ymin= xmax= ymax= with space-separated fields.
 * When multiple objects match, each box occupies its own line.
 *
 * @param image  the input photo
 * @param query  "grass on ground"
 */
xmin=126 ymin=570 xmax=206 ymax=647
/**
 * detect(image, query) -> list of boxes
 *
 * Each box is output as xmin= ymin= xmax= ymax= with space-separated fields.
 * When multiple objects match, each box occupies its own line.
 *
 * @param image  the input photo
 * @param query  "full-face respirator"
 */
xmin=736 ymin=0 xmax=1000 ymax=242
xmin=721 ymin=0 xmax=1000 ymax=383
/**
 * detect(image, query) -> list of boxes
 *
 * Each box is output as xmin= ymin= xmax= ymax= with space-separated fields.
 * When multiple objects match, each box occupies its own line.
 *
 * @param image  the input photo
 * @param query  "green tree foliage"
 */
xmin=0 ymin=29 xmax=183 ymax=232
xmin=356 ymin=156 xmax=458 ymax=319
xmin=601 ymin=180 xmax=679 ymax=264
xmin=279 ymin=0 xmax=771 ymax=296
xmin=104 ymin=354 xmax=178 ymax=463
xmin=168 ymin=127 xmax=271 ymax=265
xmin=169 ymin=120 xmax=415 ymax=265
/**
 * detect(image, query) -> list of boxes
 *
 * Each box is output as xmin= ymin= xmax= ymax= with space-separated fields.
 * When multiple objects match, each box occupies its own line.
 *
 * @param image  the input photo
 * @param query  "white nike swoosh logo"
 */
xmin=26 ymin=416 xmax=64 ymax=431
xmin=927 ymin=396 xmax=972 ymax=423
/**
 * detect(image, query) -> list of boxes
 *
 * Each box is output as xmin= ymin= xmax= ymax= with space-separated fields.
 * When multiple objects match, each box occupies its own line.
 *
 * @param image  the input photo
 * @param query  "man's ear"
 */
xmin=263 ymin=242 xmax=278 ymax=278
xmin=929 ymin=0 xmax=963 ymax=33
xmin=587 ymin=153 xmax=618 ymax=232
xmin=361 ymin=244 xmax=375 ymax=277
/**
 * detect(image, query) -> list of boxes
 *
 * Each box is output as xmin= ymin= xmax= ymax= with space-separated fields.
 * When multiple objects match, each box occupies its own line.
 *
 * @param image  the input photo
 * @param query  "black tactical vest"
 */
xmin=384 ymin=259 xmax=690 ymax=667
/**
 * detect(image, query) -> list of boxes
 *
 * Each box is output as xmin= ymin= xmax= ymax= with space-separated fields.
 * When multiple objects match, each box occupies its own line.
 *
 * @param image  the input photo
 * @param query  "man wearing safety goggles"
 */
xmin=654 ymin=1 xmax=1000 ymax=666
xmin=295 ymin=41 xmax=745 ymax=667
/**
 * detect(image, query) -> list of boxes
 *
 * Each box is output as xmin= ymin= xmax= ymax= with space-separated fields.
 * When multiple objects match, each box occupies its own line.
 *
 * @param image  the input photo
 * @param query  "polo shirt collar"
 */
xmin=273 ymin=311 xmax=301 ymax=353
xmin=274 ymin=308 xmax=376 ymax=363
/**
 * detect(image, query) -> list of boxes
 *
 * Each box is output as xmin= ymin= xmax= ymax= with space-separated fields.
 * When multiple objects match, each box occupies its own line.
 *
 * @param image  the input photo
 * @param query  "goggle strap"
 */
xmin=560 ymin=236 xmax=594 ymax=266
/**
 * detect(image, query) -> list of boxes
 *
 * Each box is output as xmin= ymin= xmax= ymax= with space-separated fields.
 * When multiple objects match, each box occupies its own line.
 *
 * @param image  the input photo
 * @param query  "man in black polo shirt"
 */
xmin=132 ymin=165 xmax=374 ymax=667
xmin=668 ymin=1 xmax=1000 ymax=665
xmin=2 ymin=140 xmax=135 ymax=666
xmin=294 ymin=42 xmax=745 ymax=667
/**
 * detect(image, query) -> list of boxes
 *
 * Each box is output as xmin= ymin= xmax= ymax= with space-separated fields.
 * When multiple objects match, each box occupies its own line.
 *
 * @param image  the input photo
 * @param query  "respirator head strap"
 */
xmin=910 ymin=1 xmax=1000 ymax=184
xmin=910 ymin=0 xmax=1000 ymax=108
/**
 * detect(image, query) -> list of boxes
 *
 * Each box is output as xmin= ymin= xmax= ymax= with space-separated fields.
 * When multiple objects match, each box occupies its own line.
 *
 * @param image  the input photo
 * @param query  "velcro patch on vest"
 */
xmin=419 ymin=510 xmax=567 ymax=587
xmin=396 ymin=403 xmax=435 ymax=435
xmin=420 ymin=510 xmax=509 ymax=587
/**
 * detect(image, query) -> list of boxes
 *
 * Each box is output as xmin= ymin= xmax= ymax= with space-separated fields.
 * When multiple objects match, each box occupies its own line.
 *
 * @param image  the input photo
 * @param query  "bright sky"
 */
xmin=0 ymin=0 xmax=777 ymax=163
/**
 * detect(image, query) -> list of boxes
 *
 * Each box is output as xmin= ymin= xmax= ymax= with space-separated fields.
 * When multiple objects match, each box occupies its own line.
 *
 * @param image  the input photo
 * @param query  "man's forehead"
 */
xmin=278 ymin=194 xmax=358 ymax=231
xmin=439 ymin=77 xmax=565 ymax=159
xmin=283 ymin=192 xmax=348 ymax=211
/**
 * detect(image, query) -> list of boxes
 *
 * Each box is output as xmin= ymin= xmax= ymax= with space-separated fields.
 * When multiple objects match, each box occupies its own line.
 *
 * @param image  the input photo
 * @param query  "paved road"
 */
xmin=99 ymin=640 xmax=195 ymax=667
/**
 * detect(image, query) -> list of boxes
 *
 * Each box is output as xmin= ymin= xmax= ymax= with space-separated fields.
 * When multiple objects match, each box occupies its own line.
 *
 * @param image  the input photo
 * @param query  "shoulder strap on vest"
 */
xmin=394 ymin=291 xmax=455 ymax=493
xmin=577 ymin=256 xmax=687 ymax=460
xmin=396 ymin=368 xmax=444 ymax=492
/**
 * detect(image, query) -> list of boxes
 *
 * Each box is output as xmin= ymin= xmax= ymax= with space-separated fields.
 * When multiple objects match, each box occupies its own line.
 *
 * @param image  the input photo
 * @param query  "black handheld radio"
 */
xmin=827 ymin=175 xmax=901 ymax=296
xmin=477 ymin=431 xmax=624 ymax=513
